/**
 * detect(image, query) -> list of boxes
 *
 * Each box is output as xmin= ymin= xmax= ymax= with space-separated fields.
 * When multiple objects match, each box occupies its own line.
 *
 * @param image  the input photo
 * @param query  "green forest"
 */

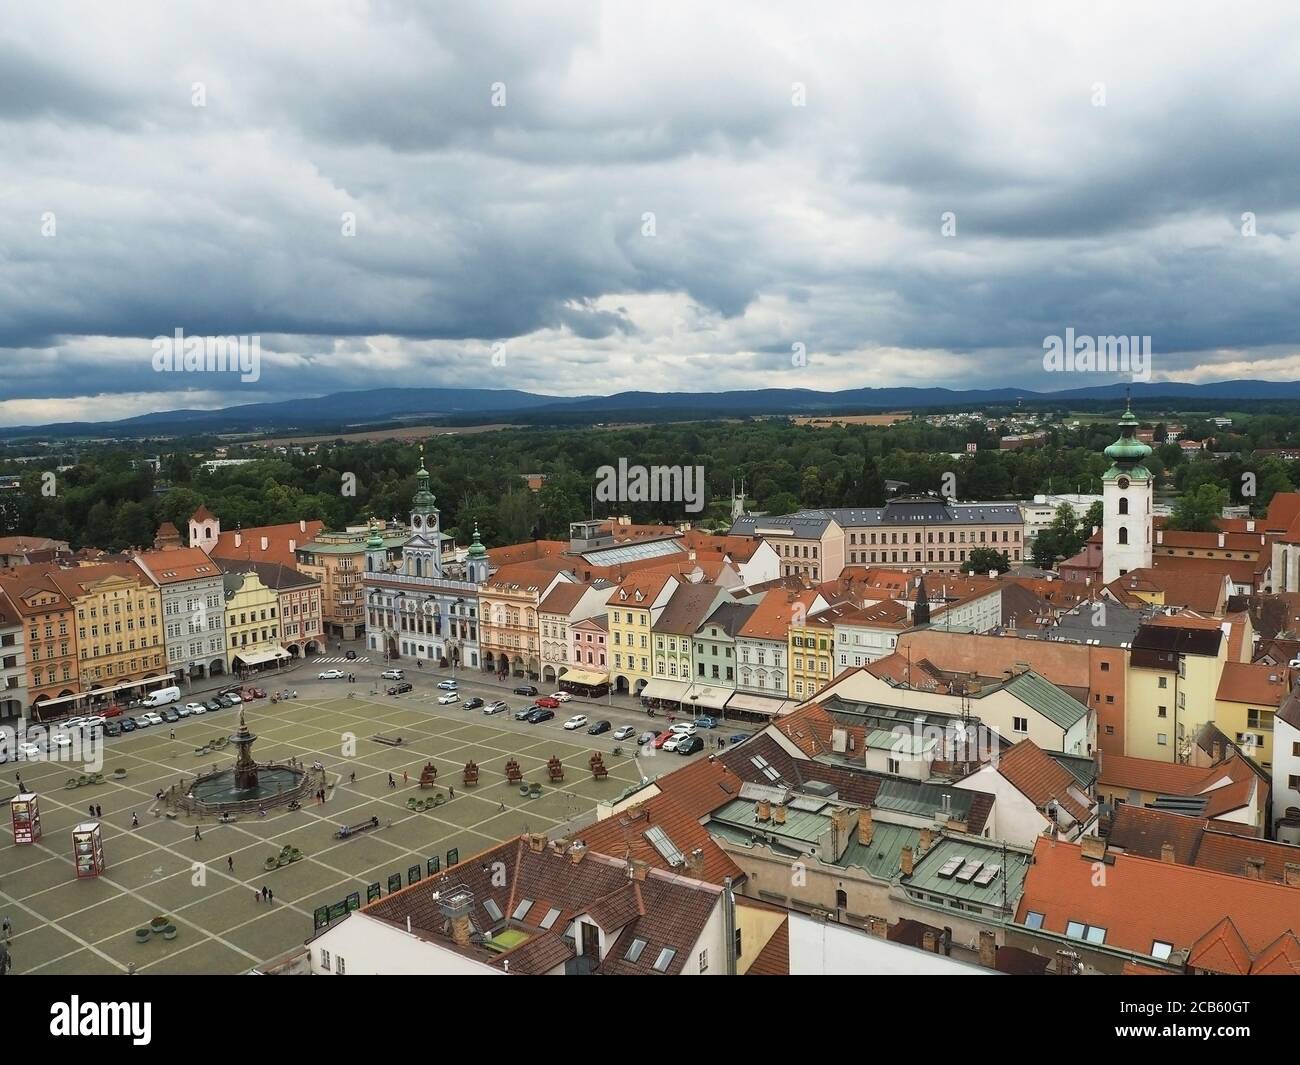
xmin=2 ymin=411 xmax=1297 ymax=556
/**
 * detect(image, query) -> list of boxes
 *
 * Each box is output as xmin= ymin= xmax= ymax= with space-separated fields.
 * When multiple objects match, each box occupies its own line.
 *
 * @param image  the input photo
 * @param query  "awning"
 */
xmin=683 ymin=683 xmax=732 ymax=711
xmin=559 ymin=669 xmax=609 ymax=686
xmin=725 ymin=692 xmax=794 ymax=716
xmin=640 ymin=678 xmax=691 ymax=702
xmin=34 ymin=673 xmax=179 ymax=709
xmin=235 ymin=648 xmax=290 ymax=666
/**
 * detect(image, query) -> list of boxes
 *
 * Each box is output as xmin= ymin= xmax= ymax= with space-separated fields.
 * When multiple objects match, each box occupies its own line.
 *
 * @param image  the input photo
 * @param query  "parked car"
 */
xmin=104 ymin=721 xmax=122 ymax=738
xmin=662 ymin=732 xmax=691 ymax=752
xmin=161 ymin=709 xmax=181 ymax=723
xmin=587 ymin=720 xmax=611 ymax=735
xmin=526 ymin=708 xmax=555 ymax=724
xmin=144 ymin=711 xmax=164 ymax=725
xmin=562 ymin=714 xmax=589 ymax=731
xmin=225 ymin=691 xmax=243 ymax=704
xmin=637 ymin=730 xmax=658 ymax=746
xmin=119 ymin=718 xmax=137 ymax=733
xmin=513 ymin=684 xmax=538 ymax=697
xmin=462 ymin=697 xmax=484 ymax=711
xmin=134 ymin=715 xmax=154 ymax=729
xmin=51 ymin=732 xmax=74 ymax=749
xmin=695 ymin=716 xmax=718 ymax=730
xmin=677 ymin=734 xmax=705 ymax=755
xmin=437 ymin=680 xmax=458 ymax=690
xmin=669 ymin=722 xmax=696 ymax=735
xmin=652 ymin=730 xmax=675 ymax=749
xmin=204 ymin=699 xmax=222 ymax=712
xmin=483 ymin=702 xmax=509 ymax=716
xmin=613 ymin=725 xmax=637 ymax=741
xmin=345 ymin=650 xmax=358 ymax=660
xmin=186 ymin=702 xmax=206 ymax=715
xmin=535 ymin=696 xmax=560 ymax=709
xmin=551 ymin=691 xmax=572 ymax=702
xmin=515 ymin=704 xmax=540 ymax=720
xmin=175 ymin=705 xmax=192 ymax=718
xmin=728 ymin=733 xmax=749 ymax=745
xmin=102 ymin=705 xmax=124 ymax=718
xmin=437 ymin=693 xmax=459 ymax=705
xmin=63 ymin=716 xmax=87 ymax=732
xmin=215 ymin=694 xmax=235 ymax=708
xmin=381 ymin=668 xmax=405 ymax=680
xmin=248 ymin=687 xmax=267 ymax=699
xmin=318 ymin=669 xmax=346 ymax=679
xmin=387 ymin=682 xmax=414 ymax=695
xmin=84 ymin=714 xmax=107 ymax=728
xmin=18 ymin=742 xmax=43 ymax=760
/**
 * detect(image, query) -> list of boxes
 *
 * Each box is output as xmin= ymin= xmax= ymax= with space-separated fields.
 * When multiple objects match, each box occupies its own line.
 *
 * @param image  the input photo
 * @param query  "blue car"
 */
xmin=728 ymin=733 xmax=748 ymax=745
xmin=696 ymin=716 xmax=718 ymax=729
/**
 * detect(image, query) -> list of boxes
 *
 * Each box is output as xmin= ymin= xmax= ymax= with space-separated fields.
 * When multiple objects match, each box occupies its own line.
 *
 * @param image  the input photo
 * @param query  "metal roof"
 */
xmin=904 ymin=835 xmax=1032 ymax=914
xmin=873 ymin=778 xmax=978 ymax=821
xmin=1003 ymin=670 xmax=1089 ymax=731
xmin=581 ymin=539 xmax=684 ymax=566
xmin=839 ymin=821 xmax=923 ymax=881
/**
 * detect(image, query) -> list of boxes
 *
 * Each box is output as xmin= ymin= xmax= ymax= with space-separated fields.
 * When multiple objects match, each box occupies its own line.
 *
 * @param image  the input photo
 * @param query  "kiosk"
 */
xmin=72 ymin=822 xmax=106 ymax=878
xmin=11 ymin=793 xmax=41 ymax=844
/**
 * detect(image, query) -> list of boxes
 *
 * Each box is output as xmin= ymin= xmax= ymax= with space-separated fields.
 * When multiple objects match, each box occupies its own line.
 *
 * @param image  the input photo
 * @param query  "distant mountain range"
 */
xmin=5 ymin=380 xmax=1300 ymax=440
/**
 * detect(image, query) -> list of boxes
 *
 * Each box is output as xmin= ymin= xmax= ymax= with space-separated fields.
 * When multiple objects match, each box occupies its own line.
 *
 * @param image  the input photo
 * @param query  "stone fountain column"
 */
xmin=231 ymin=709 xmax=259 ymax=793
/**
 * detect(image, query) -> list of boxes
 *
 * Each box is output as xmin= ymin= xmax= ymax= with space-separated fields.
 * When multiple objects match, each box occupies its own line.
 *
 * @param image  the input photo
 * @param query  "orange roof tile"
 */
xmin=995 ymin=740 xmax=1091 ymax=824
xmin=738 ymin=588 xmax=820 ymax=640
xmin=1215 ymin=660 xmax=1289 ymax=706
xmin=745 ymin=916 xmax=789 ymax=976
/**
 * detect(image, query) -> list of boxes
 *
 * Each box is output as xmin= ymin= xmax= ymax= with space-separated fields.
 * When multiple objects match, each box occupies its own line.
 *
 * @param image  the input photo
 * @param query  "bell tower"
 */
xmin=405 ymin=445 xmax=442 ymax=579
xmin=1101 ymin=393 xmax=1153 ymax=584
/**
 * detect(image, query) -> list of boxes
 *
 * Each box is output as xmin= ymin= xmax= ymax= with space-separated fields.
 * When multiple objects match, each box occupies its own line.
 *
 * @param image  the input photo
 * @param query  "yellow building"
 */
xmin=1214 ymin=661 xmax=1288 ymax=769
xmin=607 ymin=573 xmax=680 ymax=696
xmin=788 ymin=604 xmax=837 ymax=701
xmin=223 ymin=569 xmax=285 ymax=673
xmin=1125 ymin=616 xmax=1227 ymax=762
xmin=50 ymin=564 xmax=165 ymax=693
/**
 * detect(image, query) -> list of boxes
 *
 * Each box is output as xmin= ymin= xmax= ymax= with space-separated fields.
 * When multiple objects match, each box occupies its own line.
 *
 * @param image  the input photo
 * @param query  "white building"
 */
xmin=0 ymin=586 xmax=25 ymax=721
xmin=1101 ymin=402 xmax=1153 ymax=584
xmin=1020 ymin=493 xmax=1103 ymax=545
xmin=1273 ymin=695 xmax=1300 ymax=845
xmin=787 ymin=911 xmax=995 ymax=976
xmin=132 ymin=546 xmax=228 ymax=681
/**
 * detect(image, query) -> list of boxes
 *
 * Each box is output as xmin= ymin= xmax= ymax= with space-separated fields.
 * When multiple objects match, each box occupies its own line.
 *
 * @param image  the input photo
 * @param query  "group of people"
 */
xmin=87 ymin=803 xmax=103 ymax=818
xmin=254 ymin=885 xmax=275 ymax=904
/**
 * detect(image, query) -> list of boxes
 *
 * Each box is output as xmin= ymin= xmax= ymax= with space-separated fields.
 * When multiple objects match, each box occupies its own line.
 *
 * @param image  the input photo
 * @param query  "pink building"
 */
xmin=570 ymin=616 xmax=608 ymax=670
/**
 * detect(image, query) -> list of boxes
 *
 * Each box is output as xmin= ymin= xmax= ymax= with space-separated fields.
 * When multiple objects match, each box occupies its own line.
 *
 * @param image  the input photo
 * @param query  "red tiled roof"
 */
xmin=1017 ymin=837 xmax=1300 ymax=965
xmin=737 ymin=588 xmax=820 ymax=640
xmin=1106 ymin=806 xmax=1204 ymax=864
xmin=745 ymin=916 xmax=789 ymax=976
xmin=210 ymin=521 xmax=324 ymax=568
xmin=995 ymin=740 xmax=1092 ymax=824
xmin=1215 ymin=660 xmax=1288 ymax=706
xmin=1192 ymin=830 xmax=1300 ymax=884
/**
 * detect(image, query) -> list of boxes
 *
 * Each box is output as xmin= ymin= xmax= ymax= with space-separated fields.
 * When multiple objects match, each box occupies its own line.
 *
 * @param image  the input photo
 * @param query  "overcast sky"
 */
xmin=2 ymin=1 xmax=1299 ymax=426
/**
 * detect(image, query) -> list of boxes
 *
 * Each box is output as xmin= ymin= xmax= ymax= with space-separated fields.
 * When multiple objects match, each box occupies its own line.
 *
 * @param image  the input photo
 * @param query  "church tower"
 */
xmin=465 ymin=523 xmax=490 ymax=585
xmin=1101 ymin=395 xmax=1153 ymax=584
xmin=403 ymin=446 xmax=442 ymax=580
xmin=189 ymin=505 xmax=220 ymax=553
xmin=364 ymin=517 xmax=388 ymax=574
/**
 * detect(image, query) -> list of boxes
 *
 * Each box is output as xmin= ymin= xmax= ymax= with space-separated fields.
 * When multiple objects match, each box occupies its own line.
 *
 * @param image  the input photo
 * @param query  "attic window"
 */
xmin=512 ymin=899 xmax=533 ymax=921
xmin=1151 ymin=940 xmax=1173 ymax=961
xmin=483 ymin=898 xmax=503 ymax=922
xmin=653 ymin=947 xmax=677 ymax=972
xmin=1024 ymin=910 xmax=1045 ymax=930
xmin=624 ymin=938 xmax=648 ymax=962
xmin=539 ymin=907 xmax=561 ymax=930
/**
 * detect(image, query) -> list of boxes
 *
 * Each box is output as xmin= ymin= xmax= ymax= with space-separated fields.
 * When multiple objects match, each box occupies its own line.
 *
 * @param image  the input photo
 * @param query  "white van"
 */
xmin=141 ymin=685 xmax=181 ymax=708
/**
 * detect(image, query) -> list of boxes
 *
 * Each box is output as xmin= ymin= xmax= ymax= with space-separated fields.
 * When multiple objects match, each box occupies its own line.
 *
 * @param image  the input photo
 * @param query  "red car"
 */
xmin=243 ymin=687 xmax=266 ymax=700
xmin=102 ymin=705 xmax=124 ymax=718
xmin=535 ymin=696 xmax=561 ymax=709
xmin=652 ymin=729 xmax=675 ymax=749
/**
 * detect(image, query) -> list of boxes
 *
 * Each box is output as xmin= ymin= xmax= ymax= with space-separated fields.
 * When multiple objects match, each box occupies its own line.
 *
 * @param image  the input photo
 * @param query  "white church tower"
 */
xmin=1101 ymin=396 xmax=1153 ymax=584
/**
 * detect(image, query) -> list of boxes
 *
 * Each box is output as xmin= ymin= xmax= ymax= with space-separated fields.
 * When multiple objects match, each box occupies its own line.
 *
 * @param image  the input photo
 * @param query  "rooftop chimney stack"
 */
xmin=900 ymin=846 xmax=914 ymax=876
xmin=1284 ymin=863 xmax=1300 ymax=888
xmin=865 ymin=915 xmax=888 ymax=938
xmin=978 ymin=929 xmax=997 ymax=969
xmin=1160 ymin=842 xmax=1176 ymax=864
xmin=1245 ymin=857 xmax=1266 ymax=881
xmin=857 ymin=808 xmax=874 ymax=845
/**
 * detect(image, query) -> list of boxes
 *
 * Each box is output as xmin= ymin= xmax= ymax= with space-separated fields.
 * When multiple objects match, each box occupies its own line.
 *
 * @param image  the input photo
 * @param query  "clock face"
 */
xmin=1117 ymin=476 xmax=1130 ymax=490
xmin=411 ymin=515 xmax=422 ymax=529
xmin=428 ymin=514 xmax=438 ymax=530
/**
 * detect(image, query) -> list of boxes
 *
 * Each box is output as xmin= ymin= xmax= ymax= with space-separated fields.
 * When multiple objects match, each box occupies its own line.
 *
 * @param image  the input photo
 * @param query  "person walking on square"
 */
xmin=194 ymin=826 xmax=202 ymax=841
xmin=267 ymin=888 xmax=274 ymax=904
xmin=2 ymin=915 xmax=12 ymax=943
xmin=402 ymin=769 xmax=408 ymax=785
xmin=227 ymin=855 xmax=234 ymax=872
xmin=261 ymin=885 xmax=268 ymax=901
xmin=131 ymin=812 xmax=139 ymax=828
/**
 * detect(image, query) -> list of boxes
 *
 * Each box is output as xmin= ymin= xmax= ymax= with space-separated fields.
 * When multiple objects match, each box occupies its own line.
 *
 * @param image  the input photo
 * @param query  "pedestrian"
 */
xmin=499 ymin=801 xmax=506 ymax=812
xmin=227 ymin=855 xmax=234 ymax=872
xmin=170 ymin=728 xmax=175 ymax=739
xmin=2 ymin=915 xmax=12 ymax=942
xmin=261 ymin=885 xmax=268 ymax=900
xmin=131 ymin=812 xmax=139 ymax=828
xmin=402 ymin=770 xmax=408 ymax=784
xmin=15 ymin=773 xmax=22 ymax=791
xmin=387 ymin=773 xmax=395 ymax=788
xmin=267 ymin=888 xmax=274 ymax=904
xmin=88 ymin=804 xmax=94 ymax=817
xmin=194 ymin=826 xmax=202 ymax=841
xmin=349 ymin=771 xmax=356 ymax=784
xmin=253 ymin=889 xmax=260 ymax=904
xmin=449 ymin=784 xmax=455 ymax=798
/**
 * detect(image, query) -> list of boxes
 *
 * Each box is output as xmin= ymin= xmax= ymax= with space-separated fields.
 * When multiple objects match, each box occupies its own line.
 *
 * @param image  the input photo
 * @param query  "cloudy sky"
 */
xmin=2 ymin=1 xmax=1300 ymax=426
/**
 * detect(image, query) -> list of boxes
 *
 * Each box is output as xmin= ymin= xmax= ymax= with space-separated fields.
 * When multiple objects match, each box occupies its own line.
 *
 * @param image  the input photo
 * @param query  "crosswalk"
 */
xmin=314 ymin=655 xmax=371 ymax=664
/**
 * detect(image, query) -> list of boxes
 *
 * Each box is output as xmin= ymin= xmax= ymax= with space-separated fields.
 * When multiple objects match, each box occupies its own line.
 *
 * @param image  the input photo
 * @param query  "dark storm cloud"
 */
xmin=2 ymin=1 xmax=1300 ymax=424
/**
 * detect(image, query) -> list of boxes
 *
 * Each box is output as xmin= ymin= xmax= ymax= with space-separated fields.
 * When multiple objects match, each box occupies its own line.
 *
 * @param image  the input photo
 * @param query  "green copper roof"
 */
xmin=365 ymin=522 xmax=385 ymax=549
xmin=467 ymin=523 xmax=487 ymax=559
xmin=412 ymin=444 xmax=437 ymax=512
xmin=1103 ymin=403 xmax=1152 ymax=466
xmin=1003 ymin=669 xmax=1089 ymax=731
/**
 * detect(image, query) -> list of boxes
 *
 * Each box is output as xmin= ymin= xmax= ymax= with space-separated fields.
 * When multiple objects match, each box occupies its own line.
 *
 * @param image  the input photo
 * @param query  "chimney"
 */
xmin=289 ymin=539 xmax=296 ymax=552
xmin=857 ymin=808 xmax=874 ymax=845
xmin=1156 ymin=530 xmax=1164 ymax=545
xmin=1218 ymin=532 xmax=1225 ymax=548
xmin=772 ymin=805 xmax=787 ymax=825
xmin=1245 ymin=857 xmax=1266 ymax=881
xmin=569 ymin=842 xmax=587 ymax=865
xmin=1284 ymin=863 xmax=1300 ymax=888
xmin=299 ymin=519 xmax=307 ymax=533
xmin=1246 ymin=519 xmax=1256 ymax=533
xmin=1055 ymin=949 xmax=1079 ymax=975
xmin=234 ymin=532 xmax=242 ymax=548
xmin=528 ymin=832 xmax=547 ymax=853
xmin=919 ymin=827 xmax=933 ymax=853
xmin=439 ymin=890 xmax=474 ymax=948
xmin=865 ymin=915 xmax=888 ymax=938
xmin=946 ymin=816 xmax=968 ymax=834
xmin=1080 ymin=835 xmax=1106 ymax=861
xmin=628 ymin=858 xmax=650 ymax=882
xmin=1160 ymin=842 xmax=1176 ymax=864
xmin=922 ymin=930 xmax=937 ymax=953
xmin=260 ymin=536 xmax=269 ymax=551
xmin=978 ymin=929 xmax=997 ymax=969
xmin=685 ymin=848 xmax=704 ymax=876
xmin=900 ymin=846 xmax=914 ymax=876
xmin=756 ymin=800 xmax=771 ymax=822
